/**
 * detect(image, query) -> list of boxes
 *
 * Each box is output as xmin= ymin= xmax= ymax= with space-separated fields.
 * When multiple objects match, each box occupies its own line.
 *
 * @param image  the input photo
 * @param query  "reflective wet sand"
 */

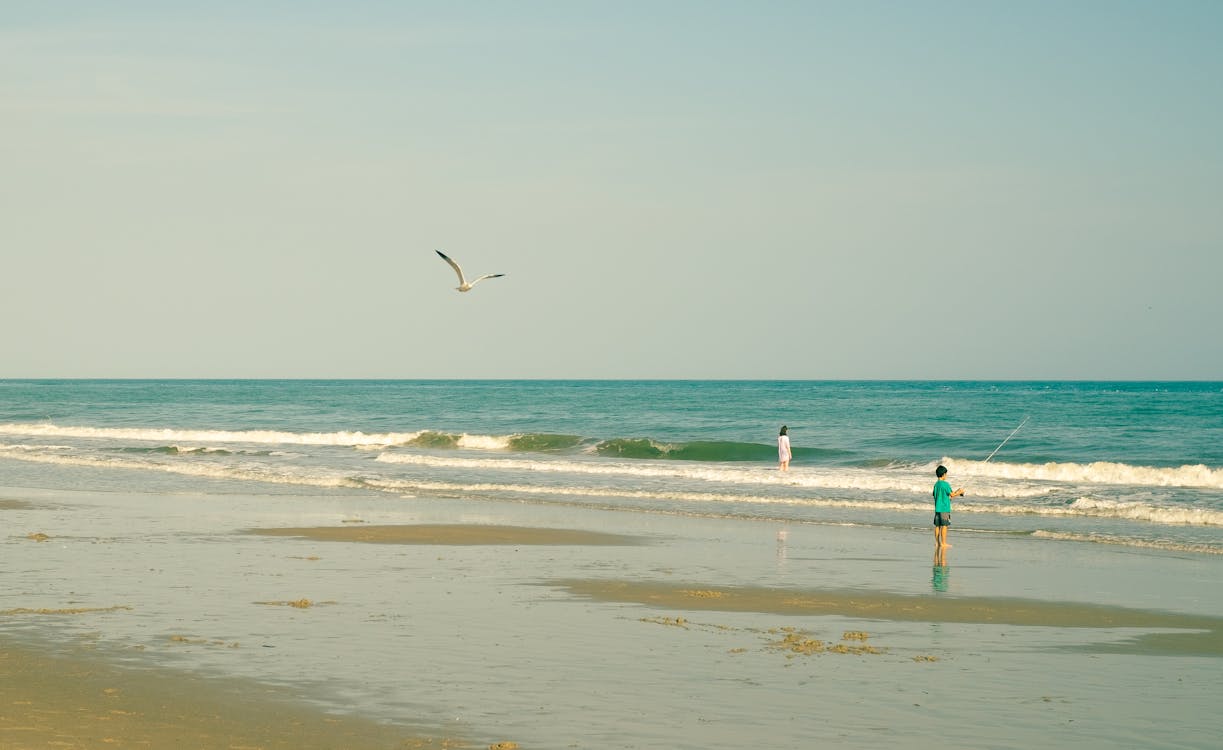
xmin=5 ymin=487 xmax=1222 ymax=749
xmin=0 ymin=642 xmax=454 ymax=749
xmin=246 ymin=523 xmax=642 ymax=546
xmin=551 ymin=578 xmax=1223 ymax=656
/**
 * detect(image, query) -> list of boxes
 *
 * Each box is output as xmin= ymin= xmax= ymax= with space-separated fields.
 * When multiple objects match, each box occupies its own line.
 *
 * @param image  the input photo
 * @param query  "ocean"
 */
xmin=3 ymin=379 xmax=1221 ymax=554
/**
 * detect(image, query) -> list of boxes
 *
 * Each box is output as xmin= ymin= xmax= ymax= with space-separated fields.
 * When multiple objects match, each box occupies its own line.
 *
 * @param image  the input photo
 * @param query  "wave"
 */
xmin=3 ymin=424 xmax=1221 ymax=500
xmin=0 ymin=423 xmax=589 ymax=455
xmin=373 ymin=452 xmax=1049 ymax=498
xmin=0 ymin=446 xmax=870 ymax=507
xmin=594 ymin=438 xmax=777 ymax=461
xmin=115 ymin=445 xmax=288 ymax=457
xmin=1063 ymin=497 xmax=1223 ymax=526
xmin=21 ymin=422 xmax=1219 ymax=494
xmin=947 ymin=457 xmax=1223 ymax=490
xmin=0 ymin=442 xmax=73 ymax=451
xmin=0 ymin=423 xmax=830 ymax=463
xmin=509 ymin=433 xmax=586 ymax=452
xmin=1030 ymin=530 xmax=1223 ymax=555
xmin=402 ymin=431 xmax=585 ymax=452
xmin=944 ymin=497 xmax=1223 ymax=527
xmin=0 ymin=423 xmax=422 ymax=448
xmin=592 ymin=438 xmax=845 ymax=462
xmin=11 ymin=445 xmax=1214 ymax=524
xmin=3 ymin=447 xmax=1223 ymax=533
xmin=0 ymin=447 xmax=360 ymax=490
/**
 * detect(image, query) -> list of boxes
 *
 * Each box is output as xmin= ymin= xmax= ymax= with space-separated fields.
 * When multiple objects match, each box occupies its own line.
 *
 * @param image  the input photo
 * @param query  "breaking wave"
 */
xmin=947 ymin=457 xmax=1223 ymax=490
xmin=373 ymin=452 xmax=1048 ymax=498
xmin=0 ymin=423 xmax=833 ymax=463
xmin=595 ymin=438 xmax=776 ymax=461
xmin=0 ymin=423 xmax=421 ymax=448
xmin=1030 ymin=530 xmax=1223 ymax=555
xmin=4 ymin=445 xmax=1221 ymax=528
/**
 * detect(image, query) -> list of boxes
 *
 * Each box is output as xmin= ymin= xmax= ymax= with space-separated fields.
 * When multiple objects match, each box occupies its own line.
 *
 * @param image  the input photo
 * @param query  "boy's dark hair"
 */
xmin=936 ymin=465 xmax=948 ymax=478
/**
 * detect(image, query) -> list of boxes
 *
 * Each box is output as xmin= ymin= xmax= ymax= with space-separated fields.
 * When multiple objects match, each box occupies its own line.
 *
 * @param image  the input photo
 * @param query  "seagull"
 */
xmin=435 ymin=250 xmax=506 ymax=292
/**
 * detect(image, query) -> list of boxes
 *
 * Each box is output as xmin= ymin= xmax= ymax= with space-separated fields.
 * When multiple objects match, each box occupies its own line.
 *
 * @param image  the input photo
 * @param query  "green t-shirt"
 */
xmin=933 ymin=479 xmax=953 ymax=513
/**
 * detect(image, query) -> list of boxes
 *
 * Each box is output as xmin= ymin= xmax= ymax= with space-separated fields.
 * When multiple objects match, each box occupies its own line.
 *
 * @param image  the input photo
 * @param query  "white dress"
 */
xmin=778 ymin=434 xmax=791 ymax=462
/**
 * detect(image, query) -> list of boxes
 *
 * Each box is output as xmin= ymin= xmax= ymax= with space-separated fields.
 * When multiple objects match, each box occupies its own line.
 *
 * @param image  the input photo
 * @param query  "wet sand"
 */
xmin=6 ymin=487 xmax=1223 ymax=748
xmin=0 ymin=642 xmax=453 ymax=749
xmin=240 ymin=522 xmax=1223 ymax=646
xmin=550 ymin=578 xmax=1223 ymax=656
xmin=1 ymin=522 xmax=631 ymax=749
xmin=245 ymin=524 xmax=1223 ymax=652
xmin=246 ymin=524 xmax=1223 ymax=657
xmin=246 ymin=523 xmax=642 ymax=546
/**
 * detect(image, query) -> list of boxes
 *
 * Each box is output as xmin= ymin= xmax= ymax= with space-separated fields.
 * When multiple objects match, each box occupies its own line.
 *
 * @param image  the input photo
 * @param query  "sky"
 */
xmin=3 ymin=1 xmax=1221 ymax=379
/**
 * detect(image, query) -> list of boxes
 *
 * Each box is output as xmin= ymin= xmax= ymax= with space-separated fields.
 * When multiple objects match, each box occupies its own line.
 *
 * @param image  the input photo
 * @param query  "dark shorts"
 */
xmin=933 ymin=512 xmax=951 ymax=527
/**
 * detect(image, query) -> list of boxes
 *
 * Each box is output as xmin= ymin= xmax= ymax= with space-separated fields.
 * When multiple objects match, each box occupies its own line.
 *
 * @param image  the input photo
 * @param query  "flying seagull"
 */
xmin=435 ymin=250 xmax=505 ymax=292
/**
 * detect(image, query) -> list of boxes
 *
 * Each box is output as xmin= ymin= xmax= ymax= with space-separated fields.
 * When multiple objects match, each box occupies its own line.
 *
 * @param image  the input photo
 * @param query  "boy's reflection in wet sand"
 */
xmin=932 ymin=547 xmax=949 ymax=592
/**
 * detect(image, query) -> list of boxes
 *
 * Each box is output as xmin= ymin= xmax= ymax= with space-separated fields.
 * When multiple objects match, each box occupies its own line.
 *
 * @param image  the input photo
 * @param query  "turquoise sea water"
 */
xmin=2 ymin=379 xmax=1221 ymax=554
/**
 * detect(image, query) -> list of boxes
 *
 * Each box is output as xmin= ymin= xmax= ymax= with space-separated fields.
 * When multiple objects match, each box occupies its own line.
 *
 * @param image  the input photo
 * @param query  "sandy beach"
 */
xmin=4 ymin=484 xmax=1222 ymax=749
xmin=0 ymin=640 xmax=454 ymax=749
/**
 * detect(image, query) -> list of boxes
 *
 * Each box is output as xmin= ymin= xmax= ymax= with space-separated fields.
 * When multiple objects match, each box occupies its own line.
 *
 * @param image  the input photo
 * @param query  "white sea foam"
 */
xmin=1030 ymin=530 xmax=1223 ymax=555
xmin=0 ymin=445 xmax=983 ymax=510
xmin=0 ymin=423 xmax=421 ymax=448
xmin=15 ymin=445 xmax=1219 ymax=531
xmin=457 ymin=434 xmax=513 ymax=450
xmin=0 ymin=442 xmax=73 ymax=451
xmin=357 ymin=474 xmax=933 ymax=512
xmin=374 ymin=452 xmax=1049 ymax=498
xmin=950 ymin=497 xmax=1223 ymax=527
xmin=1065 ymin=497 xmax=1223 ymax=526
xmin=0 ymin=446 xmax=861 ymax=507
xmin=947 ymin=457 xmax=1223 ymax=490
xmin=4 ymin=446 xmax=1222 ymax=532
xmin=0 ymin=423 xmax=525 ymax=452
xmin=0 ymin=447 xmax=358 ymax=489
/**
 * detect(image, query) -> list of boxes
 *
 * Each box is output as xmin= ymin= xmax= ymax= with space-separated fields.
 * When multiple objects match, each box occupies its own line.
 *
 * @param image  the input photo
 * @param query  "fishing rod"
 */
xmin=981 ymin=416 xmax=1029 ymax=465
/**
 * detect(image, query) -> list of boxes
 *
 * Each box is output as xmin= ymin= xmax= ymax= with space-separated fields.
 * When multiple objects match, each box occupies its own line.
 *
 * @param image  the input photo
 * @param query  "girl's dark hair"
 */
xmin=779 ymin=425 xmax=788 ymax=436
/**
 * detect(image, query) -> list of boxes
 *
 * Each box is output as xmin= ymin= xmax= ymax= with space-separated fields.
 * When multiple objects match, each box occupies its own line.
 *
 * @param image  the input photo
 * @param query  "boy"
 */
xmin=932 ymin=464 xmax=963 ymax=549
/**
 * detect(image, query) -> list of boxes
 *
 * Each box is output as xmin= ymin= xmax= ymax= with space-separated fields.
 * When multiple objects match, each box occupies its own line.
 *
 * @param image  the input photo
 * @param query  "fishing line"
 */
xmin=981 ymin=416 xmax=1029 ymax=465
xmin=959 ymin=416 xmax=1028 ymax=494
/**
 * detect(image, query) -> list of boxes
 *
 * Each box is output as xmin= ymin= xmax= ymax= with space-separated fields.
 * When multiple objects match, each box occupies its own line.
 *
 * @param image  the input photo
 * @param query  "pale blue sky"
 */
xmin=3 ymin=2 xmax=1221 ymax=378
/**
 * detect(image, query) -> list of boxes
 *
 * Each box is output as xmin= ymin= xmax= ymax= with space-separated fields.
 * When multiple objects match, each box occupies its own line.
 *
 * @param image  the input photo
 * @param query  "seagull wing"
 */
xmin=469 ymin=273 xmax=506 ymax=287
xmin=435 ymin=250 xmax=467 ymax=286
